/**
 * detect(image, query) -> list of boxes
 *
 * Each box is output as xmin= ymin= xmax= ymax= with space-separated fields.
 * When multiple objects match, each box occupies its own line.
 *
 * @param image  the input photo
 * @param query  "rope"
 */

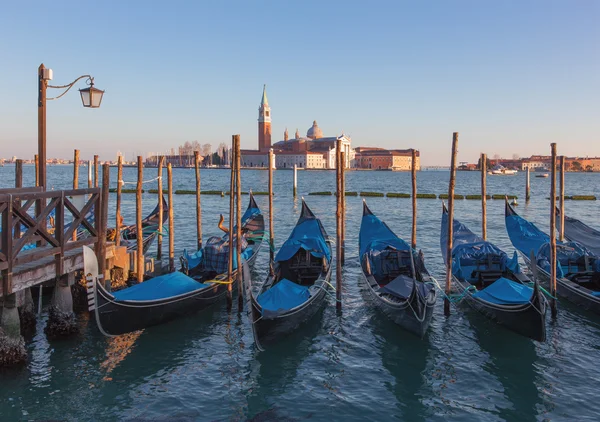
xmin=425 ymin=278 xmax=476 ymax=304
xmin=119 ymin=176 xmax=161 ymax=186
xmin=524 ymin=281 xmax=557 ymax=300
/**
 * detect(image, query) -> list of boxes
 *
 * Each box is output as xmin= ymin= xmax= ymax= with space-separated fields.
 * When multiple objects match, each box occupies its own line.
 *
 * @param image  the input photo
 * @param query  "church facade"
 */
xmin=241 ymin=86 xmax=354 ymax=169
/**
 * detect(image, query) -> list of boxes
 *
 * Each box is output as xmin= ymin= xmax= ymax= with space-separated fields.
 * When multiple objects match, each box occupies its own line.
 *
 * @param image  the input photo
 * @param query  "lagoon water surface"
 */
xmin=1 ymin=165 xmax=600 ymax=421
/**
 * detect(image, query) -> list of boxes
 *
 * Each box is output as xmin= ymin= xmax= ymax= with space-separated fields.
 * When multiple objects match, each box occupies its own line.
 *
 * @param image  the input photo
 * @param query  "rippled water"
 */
xmin=1 ymin=164 xmax=600 ymax=421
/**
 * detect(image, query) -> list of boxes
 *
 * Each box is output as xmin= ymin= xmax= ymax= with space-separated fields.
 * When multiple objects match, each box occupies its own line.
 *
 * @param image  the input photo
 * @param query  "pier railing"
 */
xmin=0 ymin=187 xmax=101 ymax=295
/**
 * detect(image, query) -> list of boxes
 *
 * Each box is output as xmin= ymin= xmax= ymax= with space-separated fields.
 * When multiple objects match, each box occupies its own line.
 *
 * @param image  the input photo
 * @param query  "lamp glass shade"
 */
xmin=79 ymin=86 xmax=104 ymax=108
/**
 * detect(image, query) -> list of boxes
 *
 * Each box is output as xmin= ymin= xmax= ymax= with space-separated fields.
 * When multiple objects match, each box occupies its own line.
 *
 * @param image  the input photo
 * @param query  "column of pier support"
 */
xmin=0 ymin=294 xmax=27 ymax=367
xmin=45 ymin=273 xmax=78 ymax=339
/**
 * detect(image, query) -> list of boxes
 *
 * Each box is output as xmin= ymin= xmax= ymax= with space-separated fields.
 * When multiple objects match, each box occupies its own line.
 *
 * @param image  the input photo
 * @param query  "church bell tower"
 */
xmin=258 ymin=85 xmax=272 ymax=151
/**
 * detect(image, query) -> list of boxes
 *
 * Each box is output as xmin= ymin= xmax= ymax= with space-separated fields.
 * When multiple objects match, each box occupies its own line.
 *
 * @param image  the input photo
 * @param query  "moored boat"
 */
xmin=359 ymin=201 xmax=436 ymax=337
xmin=85 ymin=195 xmax=264 ymax=336
xmin=505 ymin=201 xmax=600 ymax=315
xmin=247 ymin=199 xmax=332 ymax=350
xmin=442 ymin=204 xmax=547 ymax=341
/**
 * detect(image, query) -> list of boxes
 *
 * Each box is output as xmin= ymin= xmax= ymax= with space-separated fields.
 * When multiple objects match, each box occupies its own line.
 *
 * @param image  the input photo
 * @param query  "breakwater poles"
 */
xmin=268 ymin=148 xmax=274 ymax=268
xmin=526 ymin=167 xmax=531 ymax=201
xmin=157 ymin=156 xmax=164 ymax=259
xmin=481 ymin=153 xmax=487 ymax=240
xmin=411 ymin=149 xmax=417 ymax=250
xmin=136 ymin=156 xmax=144 ymax=282
xmin=445 ymin=132 xmax=459 ymax=317
xmin=559 ymin=155 xmax=565 ymax=241
xmin=116 ymin=156 xmax=123 ymax=247
xmin=227 ymin=136 xmax=236 ymax=310
xmin=549 ymin=144 xmax=558 ymax=318
xmin=235 ymin=135 xmax=243 ymax=311
xmin=168 ymin=163 xmax=175 ymax=272
xmin=195 ymin=151 xmax=203 ymax=251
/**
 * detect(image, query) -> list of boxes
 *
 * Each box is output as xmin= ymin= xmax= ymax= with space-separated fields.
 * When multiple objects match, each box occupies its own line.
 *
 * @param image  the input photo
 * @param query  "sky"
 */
xmin=0 ymin=0 xmax=598 ymax=165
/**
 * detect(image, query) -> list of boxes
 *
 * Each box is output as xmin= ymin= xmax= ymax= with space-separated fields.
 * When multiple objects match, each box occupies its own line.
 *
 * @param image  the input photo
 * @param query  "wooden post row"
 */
xmin=235 ymin=135 xmax=243 ymax=311
xmin=136 ymin=156 xmax=144 ymax=282
xmin=195 ymin=151 xmax=202 ymax=251
xmin=94 ymin=155 xmax=99 ymax=188
xmin=168 ymin=163 xmax=175 ymax=272
xmin=99 ymin=164 xmax=110 ymax=285
xmin=559 ymin=155 xmax=565 ymax=242
xmin=445 ymin=132 xmax=459 ymax=317
xmin=227 ymin=136 xmax=236 ymax=310
xmin=335 ymin=139 xmax=343 ymax=310
xmin=411 ymin=149 xmax=417 ymax=250
xmin=116 ymin=156 xmax=123 ymax=247
xmin=481 ymin=153 xmax=487 ymax=241
xmin=157 ymin=156 xmax=164 ymax=259
xmin=549 ymin=144 xmax=558 ymax=318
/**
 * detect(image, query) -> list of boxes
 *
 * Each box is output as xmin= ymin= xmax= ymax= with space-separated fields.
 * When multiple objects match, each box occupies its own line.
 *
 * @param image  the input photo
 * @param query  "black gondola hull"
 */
xmin=520 ymin=253 xmax=600 ymax=315
xmin=454 ymin=276 xmax=547 ymax=342
xmin=93 ymin=279 xmax=234 ymax=336
xmin=363 ymin=274 xmax=436 ymax=338
xmin=250 ymin=285 xmax=328 ymax=345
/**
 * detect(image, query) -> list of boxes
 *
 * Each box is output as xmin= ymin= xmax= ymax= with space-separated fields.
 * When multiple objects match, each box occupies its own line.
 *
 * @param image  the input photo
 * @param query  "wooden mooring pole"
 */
xmin=168 ymin=163 xmax=175 ymax=272
xmin=293 ymin=164 xmax=297 ymax=197
xmin=136 ymin=156 xmax=144 ymax=282
xmin=559 ymin=155 xmax=565 ymax=242
xmin=99 ymin=164 xmax=110 ymax=284
xmin=445 ymin=132 xmax=459 ymax=317
xmin=157 ymin=156 xmax=164 ymax=259
xmin=341 ymin=151 xmax=346 ymax=266
xmin=481 ymin=153 xmax=487 ymax=240
xmin=115 ymin=156 xmax=123 ymax=247
xmin=550 ymin=144 xmax=558 ymax=318
xmin=88 ymin=160 xmax=93 ymax=188
xmin=335 ymin=139 xmax=343 ymax=310
xmin=15 ymin=159 xmax=23 ymax=188
xmin=34 ymin=155 xmax=39 ymax=187
xmin=268 ymin=148 xmax=274 ymax=267
xmin=72 ymin=150 xmax=80 ymax=241
xmin=411 ymin=149 xmax=417 ymax=250
xmin=235 ymin=135 xmax=243 ymax=311
xmin=94 ymin=155 xmax=99 ymax=188
xmin=194 ymin=151 xmax=202 ymax=251
xmin=227 ymin=136 xmax=236 ymax=310
xmin=525 ymin=167 xmax=531 ymax=202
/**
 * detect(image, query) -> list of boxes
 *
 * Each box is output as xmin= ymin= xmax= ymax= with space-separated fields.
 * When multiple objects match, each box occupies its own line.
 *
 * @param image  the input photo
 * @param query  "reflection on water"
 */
xmin=1 ymin=166 xmax=600 ymax=420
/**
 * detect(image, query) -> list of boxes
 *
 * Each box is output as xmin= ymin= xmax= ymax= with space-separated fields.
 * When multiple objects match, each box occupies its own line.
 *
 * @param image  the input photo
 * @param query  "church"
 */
xmin=240 ymin=86 xmax=353 ymax=169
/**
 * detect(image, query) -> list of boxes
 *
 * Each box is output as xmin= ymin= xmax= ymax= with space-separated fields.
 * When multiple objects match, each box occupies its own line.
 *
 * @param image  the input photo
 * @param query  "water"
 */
xmin=2 ymin=164 xmax=600 ymax=421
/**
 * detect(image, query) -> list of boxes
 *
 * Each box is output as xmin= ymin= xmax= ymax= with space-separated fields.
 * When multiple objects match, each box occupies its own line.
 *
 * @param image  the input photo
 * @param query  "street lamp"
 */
xmin=38 ymin=63 xmax=104 ymax=189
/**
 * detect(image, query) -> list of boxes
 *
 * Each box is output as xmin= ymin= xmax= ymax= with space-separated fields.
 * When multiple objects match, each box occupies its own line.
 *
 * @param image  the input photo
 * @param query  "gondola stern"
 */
xmin=362 ymin=199 xmax=373 ymax=216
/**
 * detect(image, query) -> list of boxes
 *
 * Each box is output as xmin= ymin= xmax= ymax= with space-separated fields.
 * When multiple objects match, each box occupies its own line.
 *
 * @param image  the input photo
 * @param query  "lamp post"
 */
xmin=38 ymin=63 xmax=104 ymax=189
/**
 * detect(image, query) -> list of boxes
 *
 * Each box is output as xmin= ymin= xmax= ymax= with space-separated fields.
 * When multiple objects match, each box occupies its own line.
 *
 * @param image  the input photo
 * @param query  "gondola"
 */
xmin=247 ymin=199 xmax=332 ymax=350
xmin=442 ymin=203 xmax=547 ymax=341
xmin=119 ymin=195 xmax=169 ymax=254
xmin=358 ymin=201 xmax=436 ymax=337
xmin=556 ymin=207 xmax=600 ymax=256
xmin=85 ymin=195 xmax=265 ymax=336
xmin=506 ymin=200 xmax=600 ymax=314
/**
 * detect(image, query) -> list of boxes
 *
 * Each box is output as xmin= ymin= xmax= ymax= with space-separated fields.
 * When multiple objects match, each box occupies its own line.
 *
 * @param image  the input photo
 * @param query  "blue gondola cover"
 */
xmin=472 ymin=277 xmax=533 ymax=305
xmin=112 ymin=272 xmax=207 ymax=301
xmin=257 ymin=278 xmax=310 ymax=318
xmin=275 ymin=218 xmax=330 ymax=263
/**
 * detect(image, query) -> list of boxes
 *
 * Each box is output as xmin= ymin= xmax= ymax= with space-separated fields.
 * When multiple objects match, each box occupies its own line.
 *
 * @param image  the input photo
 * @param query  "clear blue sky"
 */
xmin=1 ymin=1 xmax=598 ymax=165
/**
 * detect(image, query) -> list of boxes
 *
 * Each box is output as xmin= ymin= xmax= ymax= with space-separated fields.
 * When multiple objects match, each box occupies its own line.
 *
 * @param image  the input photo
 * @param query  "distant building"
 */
xmin=241 ymin=86 xmax=353 ymax=169
xmin=354 ymin=147 xmax=420 ymax=171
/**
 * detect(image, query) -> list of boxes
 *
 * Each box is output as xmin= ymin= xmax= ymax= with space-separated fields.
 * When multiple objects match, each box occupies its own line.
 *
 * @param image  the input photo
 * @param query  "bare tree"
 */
xmin=202 ymin=143 xmax=212 ymax=157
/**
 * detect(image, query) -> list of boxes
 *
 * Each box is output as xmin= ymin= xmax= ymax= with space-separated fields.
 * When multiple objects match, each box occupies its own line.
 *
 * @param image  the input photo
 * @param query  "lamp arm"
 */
xmin=47 ymin=75 xmax=94 ymax=101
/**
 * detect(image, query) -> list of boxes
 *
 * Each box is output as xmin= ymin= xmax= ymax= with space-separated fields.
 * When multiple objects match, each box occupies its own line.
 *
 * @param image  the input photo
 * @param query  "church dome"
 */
xmin=306 ymin=120 xmax=323 ymax=139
